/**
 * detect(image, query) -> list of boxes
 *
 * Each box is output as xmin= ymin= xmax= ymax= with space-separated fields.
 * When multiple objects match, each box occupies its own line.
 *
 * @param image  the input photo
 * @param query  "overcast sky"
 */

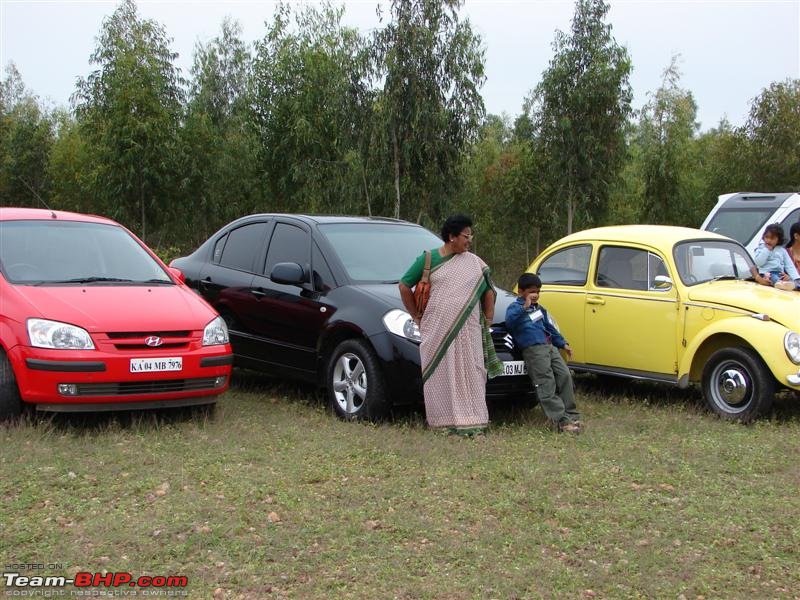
xmin=1 ymin=0 xmax=798 ymax=130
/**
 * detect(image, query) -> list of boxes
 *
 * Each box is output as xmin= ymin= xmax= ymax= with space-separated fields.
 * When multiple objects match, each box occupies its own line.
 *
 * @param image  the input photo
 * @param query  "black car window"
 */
xmin=264 ymin=223 xmax=310 ymax=277
xmin=219 ymin=222 xmax=268 ymax=272
xmin=537 ymin=244 xmax=591 ymax=286
xmin=312 ymin=241 xmax=335 ymax=292
xmin=212 ymin=234 xmax=227 ymax=264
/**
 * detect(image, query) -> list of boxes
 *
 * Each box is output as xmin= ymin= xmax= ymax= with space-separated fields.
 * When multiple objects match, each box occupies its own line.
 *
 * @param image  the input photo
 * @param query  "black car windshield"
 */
xmin=0 ymin=220 xmax=172 ymax=285
xmin=704 ymin=207 xmax=775 ymax=245
xmin=673 ymin=239 xmax=755 ymax=286
xmin=319 ymin=223 xmax=443 ymax=283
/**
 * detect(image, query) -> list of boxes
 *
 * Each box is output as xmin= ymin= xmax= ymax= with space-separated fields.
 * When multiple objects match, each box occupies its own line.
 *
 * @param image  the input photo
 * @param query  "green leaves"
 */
xmin=529 ymin=0 xmax=632 ymax=234
xmin=73 ymin=0 xmax=183 ymax=241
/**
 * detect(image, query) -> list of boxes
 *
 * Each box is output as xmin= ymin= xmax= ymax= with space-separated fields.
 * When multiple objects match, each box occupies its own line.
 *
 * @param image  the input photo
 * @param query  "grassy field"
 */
xmin=2 ymin=373 xmax=800 ymax=599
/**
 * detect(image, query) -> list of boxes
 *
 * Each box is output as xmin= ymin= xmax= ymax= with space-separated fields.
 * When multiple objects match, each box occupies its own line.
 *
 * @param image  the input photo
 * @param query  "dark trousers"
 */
xmin=522 ymin=344 xmax=580 ymax=425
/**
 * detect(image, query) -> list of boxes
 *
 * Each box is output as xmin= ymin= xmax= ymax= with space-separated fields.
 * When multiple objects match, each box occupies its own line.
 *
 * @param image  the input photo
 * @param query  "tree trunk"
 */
xmin=361 ymin=165 xmax=371 ymax=217
xmin=140 ymin=181 xmax=146 ymax=242
xmin=567 ymin=197 xmax=574 ymax=235
xmin=392 ymin=128 xmax=401 ymax=219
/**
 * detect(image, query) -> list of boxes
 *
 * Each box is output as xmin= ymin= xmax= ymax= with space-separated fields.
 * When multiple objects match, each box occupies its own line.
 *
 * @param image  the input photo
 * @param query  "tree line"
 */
xmin=1 ymin=0 xmax=798 ymax=285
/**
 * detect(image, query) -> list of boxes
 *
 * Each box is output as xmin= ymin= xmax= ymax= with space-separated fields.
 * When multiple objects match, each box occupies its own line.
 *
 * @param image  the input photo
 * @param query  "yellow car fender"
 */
xmin=678 ymin=315 xmax=798 ymax=389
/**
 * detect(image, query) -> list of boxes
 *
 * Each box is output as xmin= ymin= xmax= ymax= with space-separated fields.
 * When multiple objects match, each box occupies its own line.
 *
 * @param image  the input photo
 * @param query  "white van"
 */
xmin=701 ymin=192 xmax=800 ymax=254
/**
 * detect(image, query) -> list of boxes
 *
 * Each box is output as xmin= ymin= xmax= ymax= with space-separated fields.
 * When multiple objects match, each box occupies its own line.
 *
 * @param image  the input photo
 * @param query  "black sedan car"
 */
xmin=171 ymin=214 xmax=534 ymax=419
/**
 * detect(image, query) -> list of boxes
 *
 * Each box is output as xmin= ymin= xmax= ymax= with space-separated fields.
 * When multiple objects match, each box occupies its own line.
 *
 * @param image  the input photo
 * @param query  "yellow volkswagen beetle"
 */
xmin=525 ymin=225 xmax=800 ymax=421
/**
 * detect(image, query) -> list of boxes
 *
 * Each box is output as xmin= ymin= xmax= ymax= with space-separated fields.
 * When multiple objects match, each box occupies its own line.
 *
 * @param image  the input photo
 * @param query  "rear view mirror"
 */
xmin=168 ymin=267 xmax=185 ymax=284
xmin=651 ymin=275 xmax=673 ymax=291
xmin=270 ymin=262 xmax=306 ymax=286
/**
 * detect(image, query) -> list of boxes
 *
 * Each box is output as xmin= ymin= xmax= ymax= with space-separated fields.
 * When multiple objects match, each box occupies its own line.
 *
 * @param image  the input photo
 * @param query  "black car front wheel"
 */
xmin=326 ymin=339 xmax=389 ymax=421
xmin=701 ymin=347 xmax=775 ymax=422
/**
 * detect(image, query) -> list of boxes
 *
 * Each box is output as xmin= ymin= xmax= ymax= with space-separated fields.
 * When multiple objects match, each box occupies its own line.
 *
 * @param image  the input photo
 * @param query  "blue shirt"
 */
xmin=753 ymin=242 xmax=800 ymax=280
xmin=504 ymin=297 xmax=567 ymax=350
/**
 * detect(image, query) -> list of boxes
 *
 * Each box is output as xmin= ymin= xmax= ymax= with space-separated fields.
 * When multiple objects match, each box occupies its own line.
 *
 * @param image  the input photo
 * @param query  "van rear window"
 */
xmin=705 ymin=208 xmax=774 ymax=245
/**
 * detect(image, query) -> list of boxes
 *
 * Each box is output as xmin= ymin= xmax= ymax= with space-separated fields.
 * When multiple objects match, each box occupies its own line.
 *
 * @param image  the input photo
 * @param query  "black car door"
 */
xmin=247 ymin=220 xmax=333 ymax=379
xmin=198 ymin=220 xmax=271 ymax=363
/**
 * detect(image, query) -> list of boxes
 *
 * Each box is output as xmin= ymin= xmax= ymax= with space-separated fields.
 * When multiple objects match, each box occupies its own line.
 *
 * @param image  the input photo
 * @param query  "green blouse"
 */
xmin=400 ymin=249 xmax=452 ymax=288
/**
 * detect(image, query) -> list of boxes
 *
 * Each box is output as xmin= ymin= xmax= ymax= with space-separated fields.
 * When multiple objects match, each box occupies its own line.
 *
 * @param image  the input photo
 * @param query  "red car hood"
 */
xmin=13 ymin=285 xmax=216 ymax=332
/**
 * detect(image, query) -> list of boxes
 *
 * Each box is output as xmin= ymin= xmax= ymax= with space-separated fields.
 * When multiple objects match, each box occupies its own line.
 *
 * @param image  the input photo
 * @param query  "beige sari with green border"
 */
xmin=419 ymin=251 xmax=503 ymax=429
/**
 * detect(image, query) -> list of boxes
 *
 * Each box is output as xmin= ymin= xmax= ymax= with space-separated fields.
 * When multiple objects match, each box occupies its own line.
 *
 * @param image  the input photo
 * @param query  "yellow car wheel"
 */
xmin=701 ymin=347 xmax=775 ymax=422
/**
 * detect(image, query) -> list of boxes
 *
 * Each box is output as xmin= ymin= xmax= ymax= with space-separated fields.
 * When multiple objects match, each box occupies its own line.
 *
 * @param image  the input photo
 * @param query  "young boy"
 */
xmin=505 ymin=273 xmax=582 ymax=433
xmin=751 ymin=223 xmax=800 ymax=291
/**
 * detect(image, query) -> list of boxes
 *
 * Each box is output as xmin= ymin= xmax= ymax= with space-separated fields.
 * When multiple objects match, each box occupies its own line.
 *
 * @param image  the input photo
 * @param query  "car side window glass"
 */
xmin=219 ymin=223 xmax=268 ymax=272
xmin=647 ymin=252 xmax=671 ymax=290
xmin=312 ymin=242 xmax=335 ymax=292
xmin=596 ymin=246 xmax=648 ymax=291
xmin=780 ymin=208 xmax=800 ymax=239
xmin=264 ymin=223 xmax=310 ymax=278
xmin=212 ymin=234 xmax=228 ymax=264
xmin=537 ymin=245 xmax=591 ymax=286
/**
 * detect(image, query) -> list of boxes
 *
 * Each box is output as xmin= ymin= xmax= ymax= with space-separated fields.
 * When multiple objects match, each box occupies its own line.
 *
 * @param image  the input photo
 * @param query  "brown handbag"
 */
xmin=413 ymin=250 xmax=432 ymax=320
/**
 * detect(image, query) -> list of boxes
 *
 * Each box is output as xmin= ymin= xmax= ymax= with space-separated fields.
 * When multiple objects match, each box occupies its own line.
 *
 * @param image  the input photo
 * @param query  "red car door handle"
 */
xmin=251 ymin=289 xmax=266 ymax=298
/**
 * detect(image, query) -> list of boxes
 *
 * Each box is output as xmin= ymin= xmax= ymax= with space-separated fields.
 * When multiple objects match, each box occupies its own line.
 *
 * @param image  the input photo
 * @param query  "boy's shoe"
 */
xmin=559 ymin=422 xmax=581 ymax=434
xmin=775 ymin=280 xmax=796 ymax=291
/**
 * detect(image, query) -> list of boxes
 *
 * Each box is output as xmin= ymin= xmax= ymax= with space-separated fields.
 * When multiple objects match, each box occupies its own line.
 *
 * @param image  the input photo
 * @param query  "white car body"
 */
xmin=701 ymin=192 xmax=800 ymax=254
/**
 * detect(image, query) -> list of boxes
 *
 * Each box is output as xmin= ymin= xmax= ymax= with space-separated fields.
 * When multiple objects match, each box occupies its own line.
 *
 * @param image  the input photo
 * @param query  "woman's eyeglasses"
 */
xmin=459 ymin=233 xmax=474 ymax=242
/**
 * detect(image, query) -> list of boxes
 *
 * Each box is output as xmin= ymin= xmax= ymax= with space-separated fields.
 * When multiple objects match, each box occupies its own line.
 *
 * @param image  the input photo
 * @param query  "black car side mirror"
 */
xmin=271 ymin=262 xmax=306 ymax=286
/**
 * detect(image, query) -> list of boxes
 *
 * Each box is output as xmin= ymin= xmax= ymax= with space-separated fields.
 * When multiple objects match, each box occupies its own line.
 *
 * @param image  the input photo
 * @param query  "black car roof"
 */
xmin=233 ymin=213 xmax=414 ymax=226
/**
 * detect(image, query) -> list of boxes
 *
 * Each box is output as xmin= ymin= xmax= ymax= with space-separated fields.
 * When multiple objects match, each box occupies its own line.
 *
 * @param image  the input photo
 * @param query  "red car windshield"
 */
xmin=0 ymin=220 xmax=172 ymax=285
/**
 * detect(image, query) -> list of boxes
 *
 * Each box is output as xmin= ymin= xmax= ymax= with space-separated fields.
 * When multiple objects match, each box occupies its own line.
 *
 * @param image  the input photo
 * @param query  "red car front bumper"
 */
xmin=8 ymin=343 xmax=232 ymax=411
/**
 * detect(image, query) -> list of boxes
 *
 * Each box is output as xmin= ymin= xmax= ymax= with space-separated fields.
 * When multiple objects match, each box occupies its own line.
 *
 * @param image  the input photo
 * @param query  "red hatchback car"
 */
xmin=0 ymin=208 xmax=232 ymax=418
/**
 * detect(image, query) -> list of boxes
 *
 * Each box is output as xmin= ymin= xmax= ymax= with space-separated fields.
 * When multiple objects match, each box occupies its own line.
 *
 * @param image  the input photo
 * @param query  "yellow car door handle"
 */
xmin=586 ymin=296 xmax=605 ymax=305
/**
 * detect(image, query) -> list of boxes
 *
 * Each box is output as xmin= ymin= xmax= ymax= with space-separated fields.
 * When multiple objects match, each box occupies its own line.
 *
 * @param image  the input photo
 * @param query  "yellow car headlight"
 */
xmin=784 ymin=331 xmax=800 ymax=365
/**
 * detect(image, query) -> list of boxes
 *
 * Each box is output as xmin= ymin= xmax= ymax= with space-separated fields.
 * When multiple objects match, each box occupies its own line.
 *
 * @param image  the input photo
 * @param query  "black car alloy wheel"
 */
xmin=327 ymin=339 xmax=389 ymax=421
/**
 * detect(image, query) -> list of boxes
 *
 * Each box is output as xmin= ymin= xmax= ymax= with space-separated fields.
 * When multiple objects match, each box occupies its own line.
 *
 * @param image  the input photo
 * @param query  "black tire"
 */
xmin=701 ymin=347 xmax=775 ymax=422
xmin=326 ymin=339 xmax=390 ymax=421
xmin=0 ymin=350 xmax=23 ymax=421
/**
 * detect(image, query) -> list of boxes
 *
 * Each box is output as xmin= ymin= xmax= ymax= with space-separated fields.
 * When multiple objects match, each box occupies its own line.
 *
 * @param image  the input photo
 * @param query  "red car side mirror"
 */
xmin=168 ymin=267 xmax=186 ymax=284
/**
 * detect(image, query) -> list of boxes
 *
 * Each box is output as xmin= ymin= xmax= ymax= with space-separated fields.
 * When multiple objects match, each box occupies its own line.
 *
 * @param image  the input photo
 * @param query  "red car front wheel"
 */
xmin=0 ymin=349 xmax=23 ymax=421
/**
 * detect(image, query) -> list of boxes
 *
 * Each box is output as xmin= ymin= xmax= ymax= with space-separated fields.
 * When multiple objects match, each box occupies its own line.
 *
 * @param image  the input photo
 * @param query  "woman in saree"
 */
xmin=399 ymin=215 xmax=503 ymax=434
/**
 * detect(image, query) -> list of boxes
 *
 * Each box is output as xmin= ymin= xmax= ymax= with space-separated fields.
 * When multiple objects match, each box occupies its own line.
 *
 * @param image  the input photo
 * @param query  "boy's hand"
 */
xmin=523 ymin=291 xmax=535 ymax=309
xmin=563 ymin=344 xmax=573 ymax=359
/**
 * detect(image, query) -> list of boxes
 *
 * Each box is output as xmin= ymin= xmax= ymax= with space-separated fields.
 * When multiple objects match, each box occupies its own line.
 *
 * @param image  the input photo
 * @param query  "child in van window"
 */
xmin=751 ymin=223 xmax=800 ymax=291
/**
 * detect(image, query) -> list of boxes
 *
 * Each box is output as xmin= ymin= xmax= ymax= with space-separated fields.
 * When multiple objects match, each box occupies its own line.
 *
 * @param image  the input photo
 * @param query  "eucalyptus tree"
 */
xmin=694 ymin=119 xmax=750 ymax=205
xmin=742 ymin=79 xmax=800 ymax=191
xmin=0 ymin=63 xmax=54 ymax=206
xmin=182 ymin=17 xmax=262 ymax=240
xmin=529 ymin=0 xmax=632 ymax=234
xmin=638 ymin=57 xmax=701 ymax=226
xmin=73 ymin=0 xmax=184 ymax=241
xmin=374 ymin=0 xmax=486 ymax=223
xmin=462 ymin=115 xmax=552 ymax=283
xmin=251 ymin=3 xmax=372 ymax=214
xmin=47 ymin=110 xmax=94 ymax=213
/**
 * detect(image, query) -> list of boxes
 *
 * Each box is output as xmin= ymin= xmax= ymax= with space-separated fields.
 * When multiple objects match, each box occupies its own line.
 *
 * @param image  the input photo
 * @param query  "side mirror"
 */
xmin=651 ymin=275 xmax=672 ymax=291
xmin=168 ymin=267 xmax=185 ymax=284
xmin=270 ymin=262 xmax=306 ymax=286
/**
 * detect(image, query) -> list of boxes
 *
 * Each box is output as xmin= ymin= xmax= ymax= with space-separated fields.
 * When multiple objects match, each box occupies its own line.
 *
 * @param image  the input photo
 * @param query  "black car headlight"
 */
xmin=383 ymin=309 xmax=421 ymax=343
